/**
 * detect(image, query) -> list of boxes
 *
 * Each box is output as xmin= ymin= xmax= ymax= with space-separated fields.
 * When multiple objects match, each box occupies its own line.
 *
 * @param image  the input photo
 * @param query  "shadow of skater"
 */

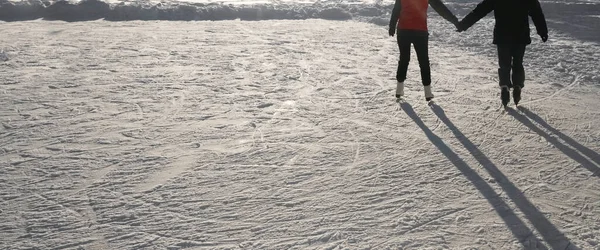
xmin=400 ymin=102 xmax=547 ymax=249
xmin=428 ymin=103 xmax=577 ymax=250
xmin=518 ymin=107 xmax=600 ymax=177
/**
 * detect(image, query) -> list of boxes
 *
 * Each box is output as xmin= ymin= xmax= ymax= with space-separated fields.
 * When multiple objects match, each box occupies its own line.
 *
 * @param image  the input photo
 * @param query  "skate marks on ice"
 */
xmin=400 ymin=102 xmax=576 ymax=250
xmin=429 ymin=103 xmax=577 ymax=250
xmin=518 ymin=74 xmax=582 ymax=107
xmin=507 ymin=107 xmax=600 ymax=177
xmin=519 ymin=107 xmax=600 ymax=171
xmin=1 ymin=19 xmax=599 ymax=249
xmin=134 ymin=154 xmax=199 ymax=193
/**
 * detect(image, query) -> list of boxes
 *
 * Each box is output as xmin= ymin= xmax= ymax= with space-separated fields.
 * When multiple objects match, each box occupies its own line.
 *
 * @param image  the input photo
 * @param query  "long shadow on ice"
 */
xmin=400 ymin=102 xmax=547 ymax=249
xmin=429 ymin=103 xmax=577 ymax=250
xmin=508 ymin=107 xmax=600 ymax=177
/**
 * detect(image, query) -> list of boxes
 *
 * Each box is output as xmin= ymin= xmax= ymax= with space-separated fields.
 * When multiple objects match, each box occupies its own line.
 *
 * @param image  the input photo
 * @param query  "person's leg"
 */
xmin=511 ymin=44 xmax=527 ymax=105
xmin=413 ymin=35 xmax=431 ymax=86
xmin=396 ymin=35 xmax=411 ymax=83
xmin=413 ymin=35 xmax=433 ymax=100
xmin=497 ymin=45 xmax=513 ymax=106
xmin=511 ymin=44 xmax=526 ymax=89
xmin=396 ymin=33 xmax=411 ymax=97
xmin=497 ymin=45 xmax=513 ymax=89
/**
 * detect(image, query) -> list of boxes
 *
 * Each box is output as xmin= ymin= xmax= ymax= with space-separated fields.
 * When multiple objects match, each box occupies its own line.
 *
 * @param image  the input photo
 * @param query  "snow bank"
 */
xmin=0 ymin=0 xmax=371 ymax=21
xmin=45 ymin=0 xmax=110 ymax=21
xmin=0 ymin=0 xmax=46 ymax=21
xmin=1 ymin=0 xmax=598 ymax=43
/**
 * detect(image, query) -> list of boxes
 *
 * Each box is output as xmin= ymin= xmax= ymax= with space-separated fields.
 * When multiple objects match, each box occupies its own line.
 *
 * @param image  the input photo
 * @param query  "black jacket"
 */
xmin=460 ymin=0 xmax=548 ymax=44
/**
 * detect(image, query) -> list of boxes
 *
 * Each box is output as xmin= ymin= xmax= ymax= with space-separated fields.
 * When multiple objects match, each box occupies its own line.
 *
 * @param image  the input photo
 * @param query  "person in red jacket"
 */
xmin=389 ymin=0 xmax=459 ymax=102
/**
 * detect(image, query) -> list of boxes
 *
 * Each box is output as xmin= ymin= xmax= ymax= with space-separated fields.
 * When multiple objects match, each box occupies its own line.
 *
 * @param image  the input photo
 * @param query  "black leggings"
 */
xmin=497 ymin=44 xmax=526 ymax=88
xmin=396 ymin=32 xmax=431 ymax=86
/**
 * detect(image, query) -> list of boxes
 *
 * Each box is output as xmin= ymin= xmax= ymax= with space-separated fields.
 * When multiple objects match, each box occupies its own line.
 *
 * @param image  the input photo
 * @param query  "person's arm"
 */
xmin=529 ymin=0 xmax=548 ymax=42
xmin=429 ymin=0 xmax=459 ymax=25
xmin=389 ymin=0 xmax=402 ymax=36
xmin=458 ymin=0 xmax=494 ymax=31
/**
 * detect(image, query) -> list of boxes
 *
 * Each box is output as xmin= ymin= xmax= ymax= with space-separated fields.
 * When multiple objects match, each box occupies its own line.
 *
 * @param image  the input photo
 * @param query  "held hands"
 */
xmin=454 ymin=23 xmax=463 ymax=32
xmin=454 ymin=20 xmax=466 ymax=32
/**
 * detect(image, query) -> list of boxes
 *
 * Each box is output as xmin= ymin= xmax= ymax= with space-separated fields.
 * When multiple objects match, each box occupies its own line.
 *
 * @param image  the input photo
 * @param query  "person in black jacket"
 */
xmin=457 ymin=0 xmax=548 ymax=106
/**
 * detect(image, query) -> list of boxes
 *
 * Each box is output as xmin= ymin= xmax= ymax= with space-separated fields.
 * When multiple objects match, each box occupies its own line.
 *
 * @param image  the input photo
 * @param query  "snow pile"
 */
xmin=45 ymin=0 xmax=110 ymax=21
xmin=318 ymin=7 xmax=352 ymax=20
xmin=0 ymin=0 xmax=369 ymax=21
xmin=236 ymin=5 xmax=306 ymax=20
xmin=107 ymin=2 xmax=159 ymax=21
xmin=0 ymin=0 xmax=46 ymax=21
xmin=1 ymin=0 xmax=599 ymax=23
xmin=2 ymin=0 xmax=596 ymax=30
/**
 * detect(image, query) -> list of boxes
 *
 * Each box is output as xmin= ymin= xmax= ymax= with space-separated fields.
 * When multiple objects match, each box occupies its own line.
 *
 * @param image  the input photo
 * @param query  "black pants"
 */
xmin=497 ymin=44 xmax=526 ymax=89
xmin=396 ymin=31 xmax=431 ymax=86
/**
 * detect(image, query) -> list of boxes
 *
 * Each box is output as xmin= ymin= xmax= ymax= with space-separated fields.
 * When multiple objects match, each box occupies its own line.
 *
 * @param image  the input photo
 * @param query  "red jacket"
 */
xmin=398 ymin=0 xmax=430 ymax=31
xmin=390 ymin=0 xmax=458 ymax=32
